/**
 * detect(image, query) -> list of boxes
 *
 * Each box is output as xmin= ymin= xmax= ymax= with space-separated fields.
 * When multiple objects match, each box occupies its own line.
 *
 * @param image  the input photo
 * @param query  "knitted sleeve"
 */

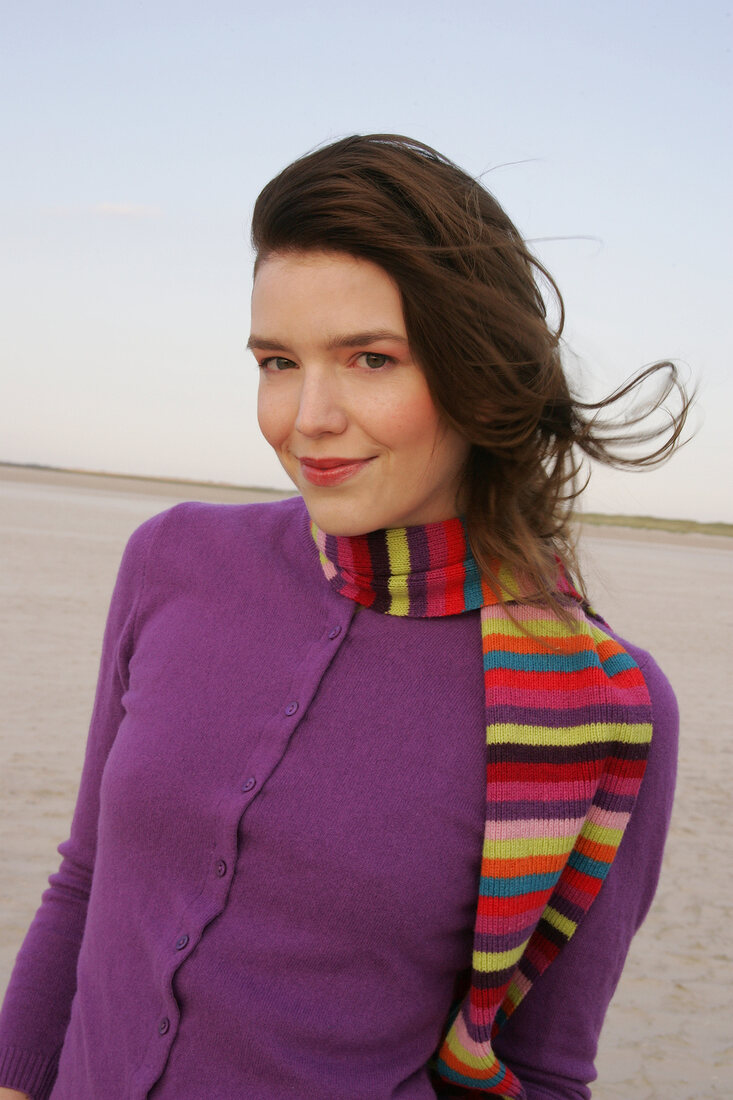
xmin=486 ymin=645 xmax=679 ymax=1100
xmin=0 ymin=515 xmax=160 ymax=1100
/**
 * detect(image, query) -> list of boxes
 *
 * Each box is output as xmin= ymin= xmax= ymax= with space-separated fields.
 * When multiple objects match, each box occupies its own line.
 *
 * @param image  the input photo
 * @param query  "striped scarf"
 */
xmin=311 ymin=516 xmax=652 ymax=1098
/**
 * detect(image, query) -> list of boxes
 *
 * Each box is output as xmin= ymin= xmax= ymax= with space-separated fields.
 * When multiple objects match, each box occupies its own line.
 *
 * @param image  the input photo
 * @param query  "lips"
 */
xmin=299 ymin=457 xmax=374 ymax=487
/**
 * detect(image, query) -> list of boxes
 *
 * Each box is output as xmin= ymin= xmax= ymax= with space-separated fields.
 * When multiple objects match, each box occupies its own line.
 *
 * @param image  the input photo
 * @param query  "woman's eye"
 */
xmin=260 ymin=356 xmax=295 ymax=372
xmin=357 ymin=352 xmax=392 ymax=370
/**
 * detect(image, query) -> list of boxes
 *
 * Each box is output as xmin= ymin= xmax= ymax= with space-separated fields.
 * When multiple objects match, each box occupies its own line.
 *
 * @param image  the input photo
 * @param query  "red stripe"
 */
xmin=484 ymin=666 xmax=641 ymax=692
xmin=476 ymin=891 xmax=549 ymax=918
xmin=444 ymin=525 xmax=467 ymax=615
xmin=604 ymin=757 xmax=647 ymax=779
xmin=486 ymin=760 xmax=606 ymax=782
xmin=349 ymin=536 xmax=373 ymax=589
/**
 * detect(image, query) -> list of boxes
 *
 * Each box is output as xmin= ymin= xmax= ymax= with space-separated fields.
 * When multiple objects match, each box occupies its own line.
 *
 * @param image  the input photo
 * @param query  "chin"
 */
xmin=301 ymin=498 xmax=384 ymax=538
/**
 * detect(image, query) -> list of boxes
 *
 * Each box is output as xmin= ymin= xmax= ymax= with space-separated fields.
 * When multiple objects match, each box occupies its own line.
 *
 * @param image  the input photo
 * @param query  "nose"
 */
xmin=294 ymin=367 xmax=348 ymax=438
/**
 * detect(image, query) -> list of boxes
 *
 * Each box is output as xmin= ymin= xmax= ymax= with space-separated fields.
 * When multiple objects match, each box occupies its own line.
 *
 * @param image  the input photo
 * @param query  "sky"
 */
xmin=1 ymin=1 xmax=731 ymax=521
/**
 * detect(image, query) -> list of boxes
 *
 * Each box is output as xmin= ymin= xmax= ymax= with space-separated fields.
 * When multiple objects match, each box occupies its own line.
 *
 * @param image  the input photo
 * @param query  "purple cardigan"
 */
xmin=0 ymin=499 xmax=678 ymax=1100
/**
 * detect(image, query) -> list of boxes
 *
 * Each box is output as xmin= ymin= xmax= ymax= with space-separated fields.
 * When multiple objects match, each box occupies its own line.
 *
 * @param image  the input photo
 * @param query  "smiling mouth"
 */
xmin=299 ymin=457 xmax=374 ymax=486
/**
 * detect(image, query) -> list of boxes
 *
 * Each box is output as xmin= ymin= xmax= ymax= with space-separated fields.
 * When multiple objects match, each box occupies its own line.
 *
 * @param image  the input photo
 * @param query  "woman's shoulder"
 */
xmin=593 ymin=619 xmax=679 ymax=840
xmin=126 ymin=494 xmax=306 ymax=557
xmin=117 ymin=495 xmax=311 ymax=603
xmin=602 ymin=623 xmax=679 ymax=748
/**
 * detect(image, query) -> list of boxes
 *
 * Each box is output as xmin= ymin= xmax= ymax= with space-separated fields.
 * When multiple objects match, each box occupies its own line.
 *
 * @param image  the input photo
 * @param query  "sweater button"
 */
xmin=285 ymin=701 xmax=299 ymax=716
xmin=215 ymin=859 xmax=228 ymax=877
xmin=328 ymin=626 xmax=341 ymax=639
xmin=175 ymin=934 xmax=189 ymax=951
xmin=158 ymin=1017 xmax=170 ymax=1035
xmin=241 ymin=777 xmax=257 ymax=792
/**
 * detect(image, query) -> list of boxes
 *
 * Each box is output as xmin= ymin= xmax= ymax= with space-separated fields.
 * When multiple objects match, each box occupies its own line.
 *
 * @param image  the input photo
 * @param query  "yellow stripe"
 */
xmin=503 ymin=979 xmax=523 ymax=1010
xmin=485 ymin=722 xmax=653 ymax=746
xmin=482 ymin=835 xmax=576 ymax=860
xmin=443 ymin=1027 xmax=499 ymax=1069
xmin=543 ymin=905 xmax=577 ymax=939
xmin=589 ymin=622 xmax=614 ymax=646
xmin=579 ymin=821 xmax=624 ymax=847
xmin=385 ymin=529 xmax=411 ymax=616
xmin=480 ymin=615 xmax=582 ymax=641
xmin=496 ymin=562 xmax=522 ymax=600
xmin=473 ymin=939 xmax=528 ymax=972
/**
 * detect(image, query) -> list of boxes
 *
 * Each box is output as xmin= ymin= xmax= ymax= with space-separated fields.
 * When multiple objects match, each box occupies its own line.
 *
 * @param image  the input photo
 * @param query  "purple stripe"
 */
xmin=406 ymin=526 xmax=429 ymax=616
xmin=547 ymin=892 xmax=586 ymax=925
xmin=484 ymin=740 xmax=649 ymax=764
xmin=594 ymin=789 xmax=637 ymax=813
xmin=486 ymin=798 xmax=592 ymax=820
xmin=324 ymin=532 xmax=342 ymax=576
xmin=535 ymin=916 xmax=570 ymax=949
xmin=488 ymin=704 xmax=653 ymax=728
xmin=474 ymin=927 xmax=537 ymax=953
xmin=470 ymin=965 xmax=518 ymax=991
xmin=516 ymin=953 xmax=541 ymax=984
xmin=366 ymin=533 xmax=392 ymax=612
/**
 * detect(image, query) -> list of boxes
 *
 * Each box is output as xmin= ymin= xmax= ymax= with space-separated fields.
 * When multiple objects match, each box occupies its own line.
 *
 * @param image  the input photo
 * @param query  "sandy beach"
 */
xmin=1 ymin=464 xmax=731 ymax=1098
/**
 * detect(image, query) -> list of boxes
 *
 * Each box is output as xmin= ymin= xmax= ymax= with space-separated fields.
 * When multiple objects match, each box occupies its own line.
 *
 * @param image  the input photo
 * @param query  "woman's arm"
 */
xmin=0 ymin=516 xmax=159 ymax=1100
xmin=489 ymin=648 xmax=679 ymax=1100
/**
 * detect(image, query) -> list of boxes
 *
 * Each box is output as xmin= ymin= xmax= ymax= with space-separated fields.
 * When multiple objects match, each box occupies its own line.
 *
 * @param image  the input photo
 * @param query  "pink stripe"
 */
xmin=335 ymin=533 xmax=358 ymax=576
xmin=486 ymin=780 xmax=596 ymax=800
xmin=483 ymin=815 xmax=585 ymax=839
xmin=597 ymin=775 xmax=645 ymax=796
xmin=482 ymin=602 xmax=585 ymax=627
xmin=475 ymin=911 xmax=542 ymax=935
xmin=483 ymin=684 xmax=652 ymax=708
xmin=313 ymin=525 xmax=327 ymax=553
xmin=585 ymin=806 xmax=632 ymax=831
xmin=320 ymin=557 xmax=338 ymax=581
xmin=453 ymin=1010 xmax=497 ymax=1064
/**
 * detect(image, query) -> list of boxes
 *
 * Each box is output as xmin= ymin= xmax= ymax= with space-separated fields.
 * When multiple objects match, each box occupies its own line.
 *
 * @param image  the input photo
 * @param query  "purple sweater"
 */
xmin=0 ymin=498 xmax=678 ymax=1100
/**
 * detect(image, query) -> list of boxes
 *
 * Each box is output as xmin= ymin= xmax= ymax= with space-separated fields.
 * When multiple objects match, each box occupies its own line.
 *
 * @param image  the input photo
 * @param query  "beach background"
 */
xmin=1 ymin=463 xmax=731 ymax=1099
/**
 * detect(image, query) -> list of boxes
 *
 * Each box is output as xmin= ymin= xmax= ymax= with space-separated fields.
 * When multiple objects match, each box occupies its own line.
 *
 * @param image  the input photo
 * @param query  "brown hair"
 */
xmin=251 ymin=134 xmax=692 ymax=611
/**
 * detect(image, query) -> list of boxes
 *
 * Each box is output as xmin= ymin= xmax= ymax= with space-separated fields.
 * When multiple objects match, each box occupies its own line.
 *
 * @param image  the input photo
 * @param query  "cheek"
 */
xmin=257 ymin=383 xmax=289 ymax=449
xmin=380 ymin=386 xmax=443 ymax=452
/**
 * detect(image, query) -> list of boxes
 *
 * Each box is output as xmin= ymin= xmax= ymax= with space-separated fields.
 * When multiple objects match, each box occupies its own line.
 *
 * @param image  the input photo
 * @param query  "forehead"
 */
xmin=251 ymin=250 xmax=406 ymax=333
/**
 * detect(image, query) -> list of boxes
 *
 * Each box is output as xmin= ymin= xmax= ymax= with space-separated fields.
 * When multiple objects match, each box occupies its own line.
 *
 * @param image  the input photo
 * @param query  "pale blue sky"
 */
xmin=2 ymin=1 xmax=731 ymax=520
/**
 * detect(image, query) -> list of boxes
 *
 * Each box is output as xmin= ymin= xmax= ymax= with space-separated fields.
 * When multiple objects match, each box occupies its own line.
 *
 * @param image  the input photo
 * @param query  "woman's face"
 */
xmin=250 ymin=250 xmax=470 ymax=536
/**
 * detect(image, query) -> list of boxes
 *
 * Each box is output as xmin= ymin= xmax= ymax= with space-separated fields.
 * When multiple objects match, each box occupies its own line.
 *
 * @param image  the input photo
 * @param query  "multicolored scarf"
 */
xmin=311 ymin=516 xmax=652 ymax=1098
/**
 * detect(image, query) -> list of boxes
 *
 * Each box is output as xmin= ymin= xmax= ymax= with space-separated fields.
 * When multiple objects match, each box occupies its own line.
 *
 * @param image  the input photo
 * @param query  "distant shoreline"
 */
xmin=2 ymin=460 xmax=732 ymax=540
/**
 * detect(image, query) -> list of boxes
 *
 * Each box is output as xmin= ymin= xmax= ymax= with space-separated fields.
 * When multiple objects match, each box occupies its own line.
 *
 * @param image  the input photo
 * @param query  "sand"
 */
xmin=1 ymin=465 xmax=731 ymax=1098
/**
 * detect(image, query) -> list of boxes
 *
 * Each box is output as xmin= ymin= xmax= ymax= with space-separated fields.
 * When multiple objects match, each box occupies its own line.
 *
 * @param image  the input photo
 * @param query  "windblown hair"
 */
xmin=251 ymin=134 xmax=692 ymax=611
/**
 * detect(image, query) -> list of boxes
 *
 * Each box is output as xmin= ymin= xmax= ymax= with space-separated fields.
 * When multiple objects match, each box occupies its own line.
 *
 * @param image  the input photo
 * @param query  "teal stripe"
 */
xmin=483 ymin=650 xmax=601 ymax=673
xmin=436 ymin=1057 xmax=507 ymax=1090
xmin=567 ymin=849 xmax=611 ymax=879
xmin=602 ymin=652 xmax=637 ymax=676
xmin=463 ymin=558 xmax=484 ymax=610
xmin=479 ymin=871 xmax=561 ymax=897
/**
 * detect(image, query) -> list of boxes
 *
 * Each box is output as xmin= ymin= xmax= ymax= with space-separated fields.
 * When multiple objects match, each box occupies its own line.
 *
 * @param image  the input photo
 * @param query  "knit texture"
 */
xmin=312 ymin=517 xmax=653 ymax=1099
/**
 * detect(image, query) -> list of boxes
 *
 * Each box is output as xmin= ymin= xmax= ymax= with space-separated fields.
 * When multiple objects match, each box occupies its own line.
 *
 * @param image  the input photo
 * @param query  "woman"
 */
xmin=0 ymin=135 xmax=687 ymax=1099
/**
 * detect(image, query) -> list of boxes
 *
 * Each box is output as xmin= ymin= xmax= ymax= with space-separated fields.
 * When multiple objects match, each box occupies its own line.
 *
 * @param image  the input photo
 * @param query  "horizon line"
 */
xmin=1 ymin=460 xmax=731 ymax=539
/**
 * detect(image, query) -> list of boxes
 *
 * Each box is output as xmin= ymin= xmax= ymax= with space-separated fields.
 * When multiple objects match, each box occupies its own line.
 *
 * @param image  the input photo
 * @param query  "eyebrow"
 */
xmin=246 ymin=330 xmax=409 ymax=352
